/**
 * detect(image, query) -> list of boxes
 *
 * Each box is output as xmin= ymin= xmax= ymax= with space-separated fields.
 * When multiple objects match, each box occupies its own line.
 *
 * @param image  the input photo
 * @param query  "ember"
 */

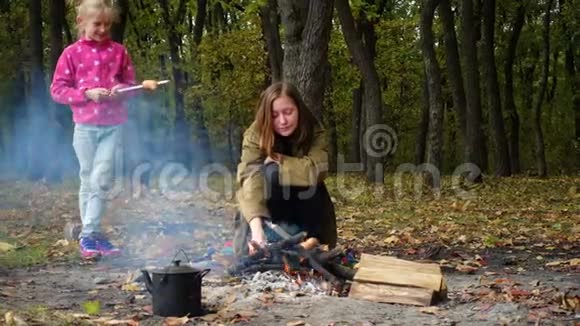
xmin=227 ymin=231 xmax=356 ymax=296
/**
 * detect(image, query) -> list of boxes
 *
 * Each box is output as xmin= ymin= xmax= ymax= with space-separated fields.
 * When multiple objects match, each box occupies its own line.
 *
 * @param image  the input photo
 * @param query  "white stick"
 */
xmin=116 ymin=80 xmax=170 ymax=93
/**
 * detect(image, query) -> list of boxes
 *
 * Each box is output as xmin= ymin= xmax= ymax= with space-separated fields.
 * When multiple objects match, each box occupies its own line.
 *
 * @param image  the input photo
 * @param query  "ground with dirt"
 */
xmin=0 ymin=176 xmax=578 ymax=325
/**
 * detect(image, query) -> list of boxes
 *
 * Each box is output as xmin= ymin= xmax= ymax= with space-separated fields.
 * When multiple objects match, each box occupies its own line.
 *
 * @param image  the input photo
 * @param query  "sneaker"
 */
xmin=79 ymin=237 xmax=100 ymax=259
xmin=96 ymin=236 xmax=121 ymax=257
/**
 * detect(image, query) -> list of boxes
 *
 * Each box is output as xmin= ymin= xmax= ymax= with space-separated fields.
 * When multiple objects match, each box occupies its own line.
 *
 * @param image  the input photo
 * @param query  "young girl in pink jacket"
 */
xmin=51 ymin=0 xmax=158 ymax=259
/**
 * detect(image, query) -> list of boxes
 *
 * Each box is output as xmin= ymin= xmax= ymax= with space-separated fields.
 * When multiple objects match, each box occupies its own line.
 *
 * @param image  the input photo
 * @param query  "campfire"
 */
xmin=224 ymin=231 xmax=448 ymax=307
xmin=226 ymin=231 xmax=356 ymax=295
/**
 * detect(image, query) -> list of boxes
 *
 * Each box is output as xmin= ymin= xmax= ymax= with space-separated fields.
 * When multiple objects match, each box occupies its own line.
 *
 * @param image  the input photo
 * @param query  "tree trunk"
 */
xmin=27 ymin=0 xmax=47 ymax=180
xmin=260 ymin=0 xmax=283 ymax=82
xmin=335 ymin=0 xmax=384 ymax=183
xmin=481 ymin=0 xmax=510 ymax=176
xmin=63 ymin=12 xmax=73 ymax=45
xmin=460 ymin=0 xmax=486 ymax=180
xmin=325 ymin=65 xmax=338 ymax=173
xmin=421 ymin=0 xmax=444 ymax=179
xmin=503 ymin=1 xmax=526 ymax=174
xmin=350 ymin=87 xmax=362 ymax=163
xmin=47 ymin=0 xmax=68 ymax=182
xmin=438 ymin=0 xmax=467 ymax=142
xmin=278 ymin=0 xmax=308 ymax=86
xmin=191 ymin=0 xmax=212 ymax=168
xmin=279 ymin=0 xmax=334 ymax=120
xmin=159 ymin=0 xmax=193 ymax=168
xmin=111 ymin=0 xmax=129 ymax=43
xmin=559 ymin=0 xmax=579 ymax=146
xmin=415 ymin=70 xmax=430 ymax=165
xmin=532 ymin=0 xmax=553 ymax=177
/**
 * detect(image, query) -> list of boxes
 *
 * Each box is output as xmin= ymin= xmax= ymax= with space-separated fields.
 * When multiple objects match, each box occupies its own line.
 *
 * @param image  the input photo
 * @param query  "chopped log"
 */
xmin=354 ymin=254 xmax=443 ymax=292
xmin=354 ymin=267 xmax=443 ymax=291
xmin=349 ymin=281 xmax=434 ymax=306
xmin=359 ymin=253 xmax=441 ymax=274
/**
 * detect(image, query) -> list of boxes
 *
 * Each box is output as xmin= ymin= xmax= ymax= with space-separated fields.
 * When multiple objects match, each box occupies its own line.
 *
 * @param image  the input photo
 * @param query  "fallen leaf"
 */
xmin=559 ymin=292 xmax=580 ymax=312
xmin=0 ymin=241 xmax=16 ymax=253
xmin=383 ymin=235 xmax=400 ymax=245
xmin=545 ymin=260 xmax=564 ymax=267
xmin=105 ymin=320 xmax=139 ymax=326
xmin=569 ymin=258 xmax=580 ymax=266
xmin=199 ymin=313 xmax=219 ymax=322
xmin=53 ymin=239 xmax=69 ymax=247
xmin=4 ymin=311 xmax=27 ymax=326
xmin=82 ymin=300 xmax=101 ymax=315
xmin=122 ymin=283 xmax=142 ymax=292
xmin=286 ymin=321 xmax=306 ymax=326
xmin=419 ymin=306 xmax=445 ymax=315
xmin=163 ymin=316 xmax=190 ymax=326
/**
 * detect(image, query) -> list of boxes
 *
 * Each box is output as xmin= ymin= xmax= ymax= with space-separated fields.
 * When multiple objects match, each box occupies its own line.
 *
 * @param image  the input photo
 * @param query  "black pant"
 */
xmin=233 ymin=163 xmax=337 ymax=257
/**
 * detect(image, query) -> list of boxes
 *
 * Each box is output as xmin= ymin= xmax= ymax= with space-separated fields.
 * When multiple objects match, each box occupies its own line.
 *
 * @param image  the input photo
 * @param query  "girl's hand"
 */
xmin=142 ymin=80 xmax=158 ymax=91
xmin=264 ymin=153 xmax=282 ymax=165
xmin=248 ymin=217 xmax=267 ymax=255
xmin=108 ymin=84 xmax=125 ymax=100
xmin=84 ymin=88 xmax=110 ymax=102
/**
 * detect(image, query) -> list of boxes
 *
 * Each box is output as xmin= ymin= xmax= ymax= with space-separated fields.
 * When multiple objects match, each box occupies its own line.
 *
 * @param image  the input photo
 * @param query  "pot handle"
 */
xmin=196 ymin=269 xmax=211 ymax=280
xmin=172 ymin=248 xmax=191 ymax=264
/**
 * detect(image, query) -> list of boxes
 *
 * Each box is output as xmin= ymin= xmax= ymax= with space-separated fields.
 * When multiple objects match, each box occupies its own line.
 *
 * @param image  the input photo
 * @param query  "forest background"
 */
xmin=0 ymin=0 xmax=577 ymax=186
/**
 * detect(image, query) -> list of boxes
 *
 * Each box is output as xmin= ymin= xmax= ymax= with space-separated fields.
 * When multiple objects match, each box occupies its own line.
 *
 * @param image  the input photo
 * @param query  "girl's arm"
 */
xmin=278 ymin=128 xmax=329 ymax=187
xmin=111 ymin=48 xmax=137 ymax=96
xmin=236 ymin=126 xmax=270 ymax=223
xmin=50 ymin=50 xmax=89 ymax=105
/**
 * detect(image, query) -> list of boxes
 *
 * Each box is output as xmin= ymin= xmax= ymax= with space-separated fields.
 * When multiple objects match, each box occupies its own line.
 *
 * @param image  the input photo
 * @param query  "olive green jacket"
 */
xmin=236 ymin=121 xmax=329 ymax=223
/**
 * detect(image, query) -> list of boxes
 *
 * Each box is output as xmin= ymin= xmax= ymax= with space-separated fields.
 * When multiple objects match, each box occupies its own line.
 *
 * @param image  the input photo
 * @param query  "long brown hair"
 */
xmin=255 ymin=82 xmax=319 ymax=157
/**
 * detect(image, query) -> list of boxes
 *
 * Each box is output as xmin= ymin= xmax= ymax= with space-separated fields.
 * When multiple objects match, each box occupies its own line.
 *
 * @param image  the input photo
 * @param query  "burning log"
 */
xmin=226 ymin=233 xmax=356 ymax=288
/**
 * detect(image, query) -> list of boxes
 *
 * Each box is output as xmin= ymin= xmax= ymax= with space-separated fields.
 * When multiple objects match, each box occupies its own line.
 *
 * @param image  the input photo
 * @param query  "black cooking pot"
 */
xmin=141 ymin=260 xmax=210 ymax=317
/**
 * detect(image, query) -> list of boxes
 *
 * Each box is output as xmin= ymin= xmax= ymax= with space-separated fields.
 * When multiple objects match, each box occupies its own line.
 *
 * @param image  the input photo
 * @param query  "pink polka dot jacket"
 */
xmin=50 ymin=37 xmax=136 ymax=125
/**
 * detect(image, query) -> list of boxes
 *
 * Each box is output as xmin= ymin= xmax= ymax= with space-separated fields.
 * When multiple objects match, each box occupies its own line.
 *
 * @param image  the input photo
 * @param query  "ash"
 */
xmin=240 ymin=270 xmax=334 ymax=296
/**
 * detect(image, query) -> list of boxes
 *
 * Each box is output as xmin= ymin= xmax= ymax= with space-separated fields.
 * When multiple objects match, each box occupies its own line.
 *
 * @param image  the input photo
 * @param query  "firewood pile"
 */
xmin=226 ymin=231 xmax=356 ymax=287
xmin=227 ymin=232 xmax=448 ymax=306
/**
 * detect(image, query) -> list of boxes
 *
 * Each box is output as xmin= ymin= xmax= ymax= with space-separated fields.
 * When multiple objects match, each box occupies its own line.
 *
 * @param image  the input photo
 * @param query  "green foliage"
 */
xmin=194 ymin=13 xmax=266 ymax=149
xmin=0 ymin=0 xmax=577 ymax=175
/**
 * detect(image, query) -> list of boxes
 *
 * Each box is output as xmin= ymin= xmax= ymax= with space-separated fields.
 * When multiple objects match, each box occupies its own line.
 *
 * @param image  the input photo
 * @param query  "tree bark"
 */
xmin=47 ymin=0 xmax=68 ymax=182
xmin=415 ymin=70 xmax=430 ymax=165
xmin=559 ymin=0 xmax=579 ymax=146
xmin=460 ymin=0 xmax=486 ymax=180
xmin=191 ymin=0 xmax=212 ymax=168
xmin=421 ymin=0 xmax=444 ymax=177
xmin=111 ymin=0 xmax=129 ymax=43
xmin=532 ymin=0 xmax=554 ymax=177
xmin=159 ymin=0 xmax=193 ymax=168
xmin=278 ymin=0 xmax=308 ymax=86
xmin=335 ymin=0 xmax=384 ymax=183
xmin=503 ymin=1 xmax=526 ymax=174
xmin=481 ymin=0 xmax=510 ymax=176
xmin=260 ymin=0 xmax=283 ymax=82
xmin=350 ymin=87 xmax=362 ymax=163
xmin=27 ymin=0 xmax=47 ymax=180
xmin=279 ymin=0 xmax=334 ymax=121
xmin=438 ymin=0 xmax=467 ymax=142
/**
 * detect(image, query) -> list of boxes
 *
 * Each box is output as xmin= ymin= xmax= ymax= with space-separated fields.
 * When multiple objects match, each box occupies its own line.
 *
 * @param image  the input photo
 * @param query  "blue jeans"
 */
xmin=72 ymin=124 xmax=121 ymax=238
